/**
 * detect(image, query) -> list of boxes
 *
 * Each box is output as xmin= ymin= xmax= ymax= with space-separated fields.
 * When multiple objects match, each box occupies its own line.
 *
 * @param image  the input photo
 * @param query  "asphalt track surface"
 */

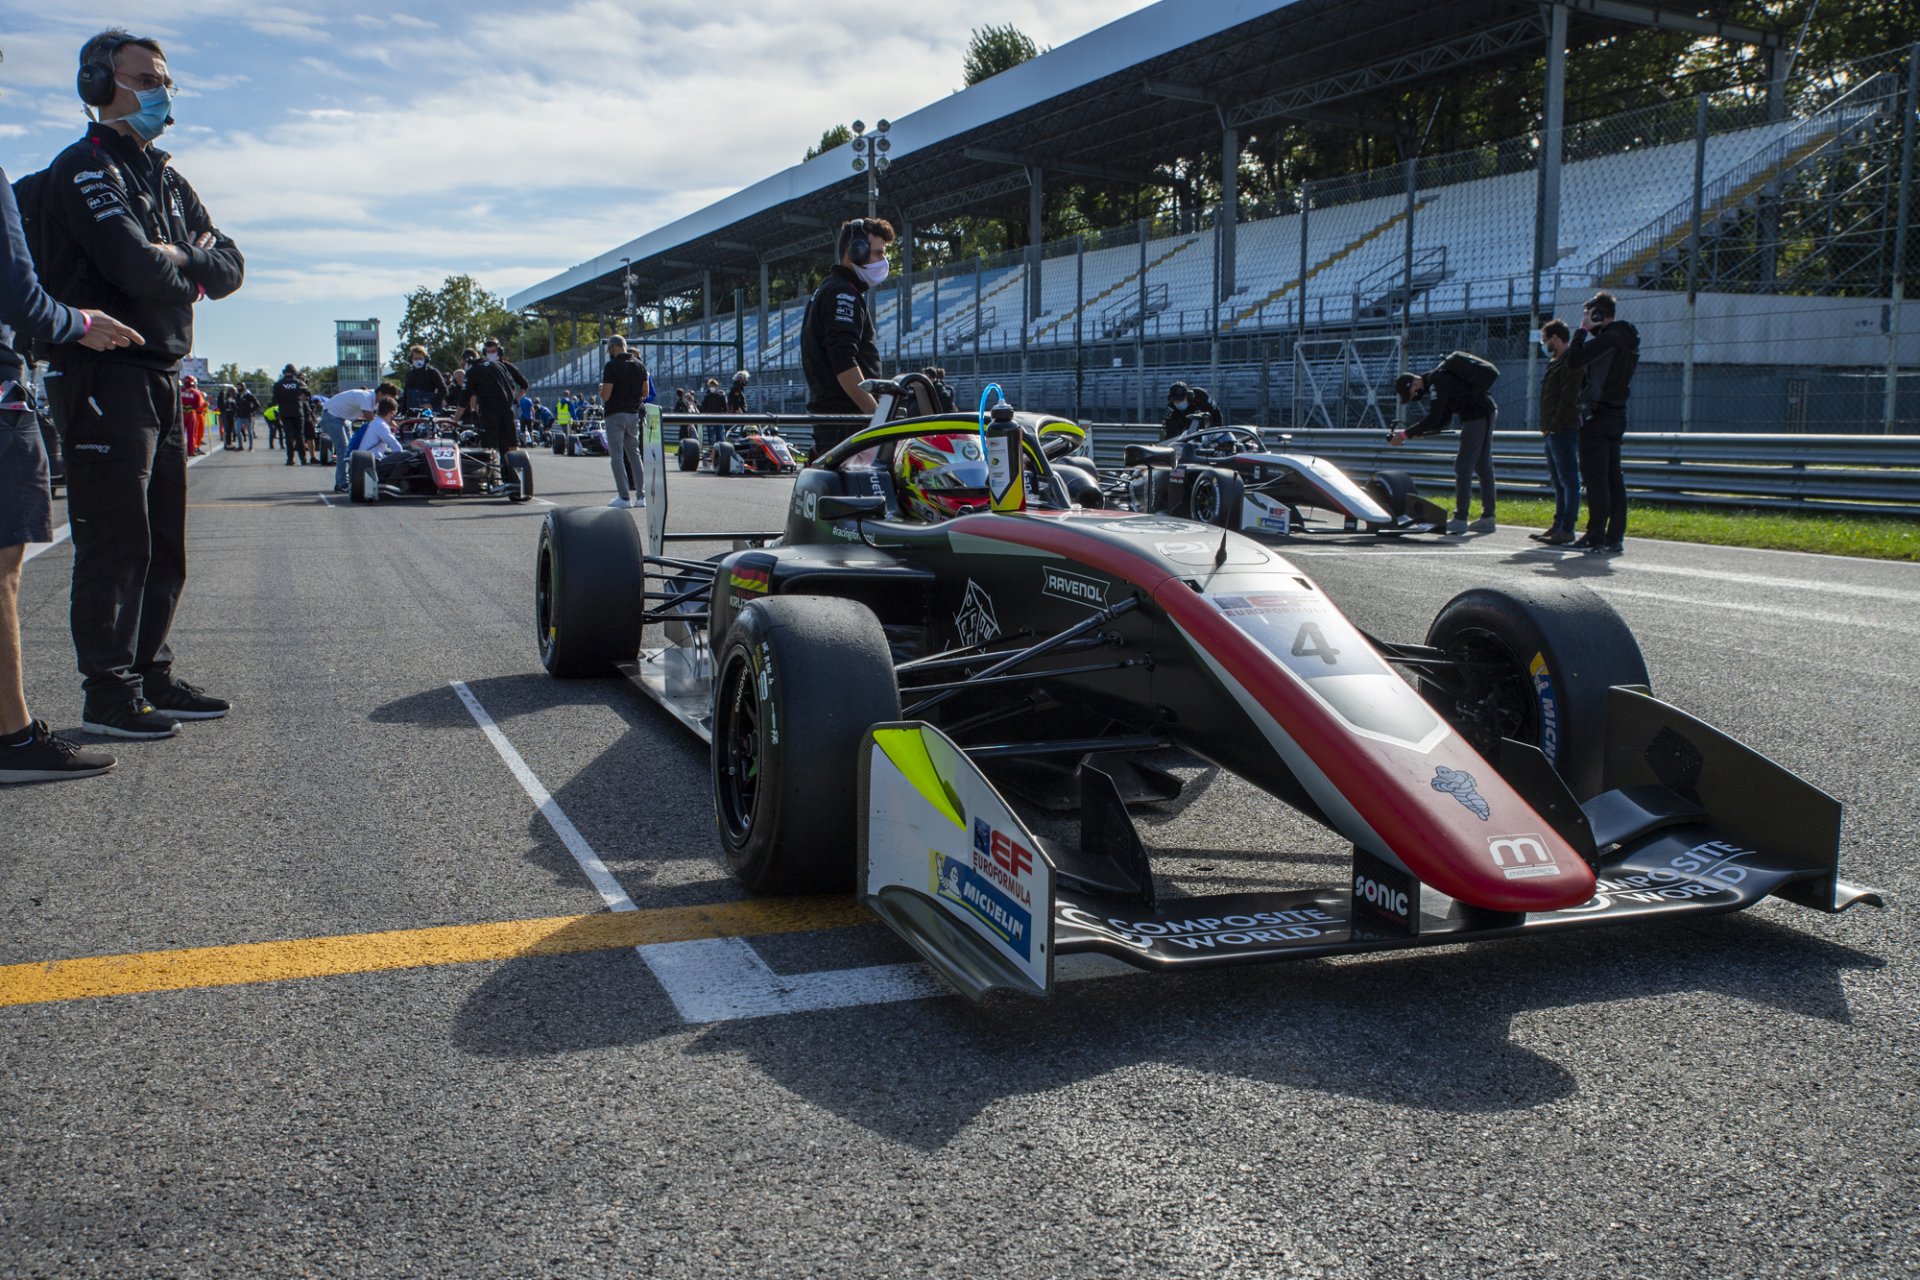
xmin=4 ymin=442 xmax=1916 ymax=1279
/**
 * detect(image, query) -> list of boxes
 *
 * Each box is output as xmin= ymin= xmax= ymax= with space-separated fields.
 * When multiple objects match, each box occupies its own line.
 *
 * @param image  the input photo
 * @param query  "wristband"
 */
xmin=80 ymin=311 xmax=93 ymax=334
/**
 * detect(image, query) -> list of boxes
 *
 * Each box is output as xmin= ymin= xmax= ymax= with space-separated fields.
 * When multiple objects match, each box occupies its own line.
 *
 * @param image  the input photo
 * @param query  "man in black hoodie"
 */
xmin=1392 ymin=351 xmax=1500 ymax=534
xmin=271 ymin=365 xmax=311 ymax=466
xmin=1564 ymin=291 xmax=1639 ymax=555
xmin=36 ymin=29 xmax=244 ymax=739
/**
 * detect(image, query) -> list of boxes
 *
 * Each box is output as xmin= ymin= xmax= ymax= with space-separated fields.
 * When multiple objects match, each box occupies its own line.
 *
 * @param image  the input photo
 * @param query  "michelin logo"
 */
xmin=934 ymin=852 xmax=1032 ymax=960
xmin=1432 ymin=765 xmax=1490 ymax=820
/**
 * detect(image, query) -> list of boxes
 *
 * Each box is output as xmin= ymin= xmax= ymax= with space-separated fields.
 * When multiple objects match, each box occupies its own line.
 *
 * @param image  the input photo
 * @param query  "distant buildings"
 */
xmin=336 ymin=318 xmax=380 ymax=388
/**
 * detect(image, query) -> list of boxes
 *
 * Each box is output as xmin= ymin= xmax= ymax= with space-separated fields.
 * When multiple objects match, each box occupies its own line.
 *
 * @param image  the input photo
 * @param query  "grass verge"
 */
xmin=1483 ymin=496 xmax=1920 ymax=562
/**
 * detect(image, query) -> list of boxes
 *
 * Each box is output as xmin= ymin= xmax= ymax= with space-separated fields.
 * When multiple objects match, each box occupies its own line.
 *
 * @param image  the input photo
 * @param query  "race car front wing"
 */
xmin=857 ymin=688 xmax=1882 ymax=1002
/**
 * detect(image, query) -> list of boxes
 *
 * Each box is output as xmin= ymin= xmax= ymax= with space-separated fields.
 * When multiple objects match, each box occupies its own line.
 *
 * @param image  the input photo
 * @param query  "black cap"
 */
xmin=1394 ymin=373 xmax=1420 ymax=404
xmin=1168 ymin=381 xmax=1190 ymax=399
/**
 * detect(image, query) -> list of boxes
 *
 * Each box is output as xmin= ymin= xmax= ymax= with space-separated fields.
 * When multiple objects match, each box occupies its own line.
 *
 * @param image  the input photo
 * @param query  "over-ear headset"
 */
xmin=77 ymin=35 xmax=132 ymax=109
xmin=842 ymin=219 xmax=872 ymax=267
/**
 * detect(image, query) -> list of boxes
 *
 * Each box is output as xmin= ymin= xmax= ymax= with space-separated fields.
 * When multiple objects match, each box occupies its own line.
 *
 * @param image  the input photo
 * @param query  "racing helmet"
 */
xmin=182 ymin=374 xmax=197 ymax=387
xmin=894 ymin=433 xmax=991 ymax=523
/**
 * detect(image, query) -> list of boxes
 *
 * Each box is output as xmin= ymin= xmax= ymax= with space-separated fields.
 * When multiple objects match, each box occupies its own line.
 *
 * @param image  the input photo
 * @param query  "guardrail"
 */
xmin=1077 ymin=424 xmax=1920 ymax=517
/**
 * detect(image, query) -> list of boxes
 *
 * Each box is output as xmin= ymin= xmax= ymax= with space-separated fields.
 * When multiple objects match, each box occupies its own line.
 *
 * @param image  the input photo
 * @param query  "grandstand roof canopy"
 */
xmin=510 ymin=0 xmax=1783 ymax=316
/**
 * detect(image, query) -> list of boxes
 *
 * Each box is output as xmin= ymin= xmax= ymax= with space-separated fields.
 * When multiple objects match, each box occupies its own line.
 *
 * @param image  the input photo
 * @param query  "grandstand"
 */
xmin=511 ymin=0 xmax=1920 ymax=434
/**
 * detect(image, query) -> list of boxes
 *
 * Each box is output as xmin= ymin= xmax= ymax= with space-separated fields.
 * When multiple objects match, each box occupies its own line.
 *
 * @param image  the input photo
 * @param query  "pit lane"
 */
xmin=4 ymin=445 xmax=1915 ymax=1278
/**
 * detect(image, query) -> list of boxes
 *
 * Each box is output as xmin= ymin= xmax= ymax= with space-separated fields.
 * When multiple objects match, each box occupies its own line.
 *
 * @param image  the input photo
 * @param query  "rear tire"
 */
xmin=712 ymin=597 xmax=900 ymax=893
xmin=348 ymin=450 xmax=378 ymax=503
xmin=1421 ymin=580 xmax=1649 ymax=799
xmin=536 ymin=508 xmax=644 ymax=677
xmin=505 ymin=450 xmax=533 ymax=503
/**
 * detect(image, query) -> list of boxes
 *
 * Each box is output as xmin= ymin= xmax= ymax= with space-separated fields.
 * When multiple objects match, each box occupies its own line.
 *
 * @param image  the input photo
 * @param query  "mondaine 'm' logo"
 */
xmin=1041 ymin=566 xmax=1107 ymax=608
xmin=1487 ymin=834 xmax=1560 ymax=879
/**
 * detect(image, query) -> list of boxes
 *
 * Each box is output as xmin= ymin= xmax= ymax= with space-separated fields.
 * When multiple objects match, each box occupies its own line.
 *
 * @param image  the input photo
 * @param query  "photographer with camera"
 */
xmin=1391 ymin=351 xmax=1500 ymax=535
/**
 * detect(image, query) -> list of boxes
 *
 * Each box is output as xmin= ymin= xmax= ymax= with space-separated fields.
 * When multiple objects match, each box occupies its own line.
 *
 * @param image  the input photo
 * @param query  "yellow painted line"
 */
xmin=0 ymin=897 xmax=873 ymax=1009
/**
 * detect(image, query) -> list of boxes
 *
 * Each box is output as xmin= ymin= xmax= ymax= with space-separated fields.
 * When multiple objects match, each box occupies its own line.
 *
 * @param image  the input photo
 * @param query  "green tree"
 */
xmin=392 ymin=274 xmax=515 ymax=373
xmin=805 ymin=123 xmax=854 ymax=162
xmin=963 ymin=23 xmax=1041 ymax=86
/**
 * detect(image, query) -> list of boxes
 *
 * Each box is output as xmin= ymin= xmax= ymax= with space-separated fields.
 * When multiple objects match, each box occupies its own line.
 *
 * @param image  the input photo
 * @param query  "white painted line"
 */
xmin=452 ymin=677 xmax=1073 ymax=1022
xmin=1595 ymin=585 xmax=1901 ymax=631
xmin=450 ymin=680 xmax=638 ymax=913
xmin=1617 ymin=560 xmax=1920 ymax=605
xmin=24 ymin=442 xmax=223 ymax=564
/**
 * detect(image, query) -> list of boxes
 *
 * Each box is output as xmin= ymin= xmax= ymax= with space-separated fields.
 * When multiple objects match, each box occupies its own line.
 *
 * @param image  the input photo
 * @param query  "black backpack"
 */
xmin=1438 ymin=351 xmax=1500 ymax=394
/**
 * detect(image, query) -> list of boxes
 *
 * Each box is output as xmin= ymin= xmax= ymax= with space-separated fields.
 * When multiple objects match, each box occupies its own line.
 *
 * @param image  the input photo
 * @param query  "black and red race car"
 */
xmin=676 ymin=421 xmax=805 ymax=476
xmin=348 ymin=429 xmax=534 ymax=505
xmin=534 ymin=373 xmax=1879 ymax=1001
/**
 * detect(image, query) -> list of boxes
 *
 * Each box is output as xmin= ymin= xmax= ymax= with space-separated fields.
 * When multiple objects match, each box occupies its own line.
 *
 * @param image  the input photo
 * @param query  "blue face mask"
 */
xmin=1173 ymin=399 xmax=1189 ymax=411
xmin=115 ymin=79 xmax=175 ymax=142
xmin=1540 ymin=341 xmax=1553 ymax=358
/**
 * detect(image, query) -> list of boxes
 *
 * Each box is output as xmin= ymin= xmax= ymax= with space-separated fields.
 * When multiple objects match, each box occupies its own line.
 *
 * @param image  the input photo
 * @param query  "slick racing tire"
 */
xmin=1366 ymin=470 xmax=1418 ymax=518
xmin=678 ymin=436 xmax=702 ymax=471
xmin=1421 ymin=580 xmax=1649 ymax=800
xmin=552 ymin=435 xmax=567 ymax=455
xmin=712 ymin=597 xmax=900 ymax=893
xmin=536 ymin=507 xmax=644 ymax=677
xmin=504 ymin=450 xmax=534 ymax=503
xmin=1188 ymin=468 xmax=1244 ymax=529
xmin=712 ymin=442 xmax=739 ymax=477
xmin=348 ymin=450 xmax=379 ymax=504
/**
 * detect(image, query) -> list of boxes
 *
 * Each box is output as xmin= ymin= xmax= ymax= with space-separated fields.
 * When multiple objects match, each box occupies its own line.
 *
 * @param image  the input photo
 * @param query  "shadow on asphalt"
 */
xmin=445 ymin=900 xmax=1878 ymax=1149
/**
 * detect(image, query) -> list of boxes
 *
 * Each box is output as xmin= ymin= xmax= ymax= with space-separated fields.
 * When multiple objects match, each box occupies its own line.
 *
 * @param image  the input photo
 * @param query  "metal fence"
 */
xmin=1077 ymin=424 xmax=1920 ymax=517
xmin=530 ymin=46 xmax=1920 ymax=438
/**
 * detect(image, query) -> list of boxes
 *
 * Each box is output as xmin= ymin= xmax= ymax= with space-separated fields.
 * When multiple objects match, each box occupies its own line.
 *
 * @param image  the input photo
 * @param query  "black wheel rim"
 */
xmin=1432 ymin=627 xmax=1538 ymax=758
xmin=715 ymin=651 xmax=762 ymax=843
xmin=536 ymin=539 xmax=557 ymax=663
xmin=1192 ymin=475 xmax=1220 ymax=524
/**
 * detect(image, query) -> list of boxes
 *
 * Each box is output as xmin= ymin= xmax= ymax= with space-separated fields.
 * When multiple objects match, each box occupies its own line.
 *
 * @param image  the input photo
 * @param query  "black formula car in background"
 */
xmin=533 ymin=373 xmax=1879 ymax=1001
xmin=676 ymin=421 xmax=805 ymax=476
xmin=1092 ymin=421 xmax=1448 ymax=538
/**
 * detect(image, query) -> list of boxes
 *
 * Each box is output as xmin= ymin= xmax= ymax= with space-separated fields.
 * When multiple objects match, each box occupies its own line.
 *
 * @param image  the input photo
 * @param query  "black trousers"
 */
xmin=1580 ymin=407 xmax=1628 ymax=545
xmin=45 ymin=361 xmax=187 ymax=706
xmin=285 ymin=414 xmax=311 ymax=462
xmin=1452 ymin=410 xmax=1497 ymax=520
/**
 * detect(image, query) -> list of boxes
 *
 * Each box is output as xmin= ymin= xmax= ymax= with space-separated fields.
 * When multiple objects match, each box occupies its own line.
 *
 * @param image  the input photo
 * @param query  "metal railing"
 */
xmin=1076 ymin=425 xmax=1920 ymax=517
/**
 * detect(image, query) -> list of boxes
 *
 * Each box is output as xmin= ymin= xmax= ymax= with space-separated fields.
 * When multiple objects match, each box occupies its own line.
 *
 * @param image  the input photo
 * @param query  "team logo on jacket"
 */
xmin=953 ymin=579 xmax=1000 ymax=647
xmin=1431 ymin=765 xmax=1490 ymax=820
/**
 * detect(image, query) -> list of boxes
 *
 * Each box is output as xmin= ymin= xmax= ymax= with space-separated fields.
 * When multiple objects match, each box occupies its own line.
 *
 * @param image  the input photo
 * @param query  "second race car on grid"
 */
xmin=533 ymin=372 xmax=1879 ymax=1001
xmin=349 ymin=416 xmax=534 ymax=504
xmin=676 ymin=421 xmax=805 ymax=476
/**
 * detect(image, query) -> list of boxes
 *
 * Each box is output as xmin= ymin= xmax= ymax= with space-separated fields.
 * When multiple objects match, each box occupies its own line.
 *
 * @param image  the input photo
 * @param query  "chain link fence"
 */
xmin=531 ymin=47 xmax=1920 ymax=437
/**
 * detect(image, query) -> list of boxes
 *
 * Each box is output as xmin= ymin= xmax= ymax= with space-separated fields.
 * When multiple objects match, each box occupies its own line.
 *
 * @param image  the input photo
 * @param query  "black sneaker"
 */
xmin=0 ymin=720 xmax=117 ymax=783
xmin=82 ymin=699 xmax=180 ymax=740
xmin=143 ymin=675 xmax=231 ymax=721
xmin=1568 ymin=536 xmax=1598 ymax=550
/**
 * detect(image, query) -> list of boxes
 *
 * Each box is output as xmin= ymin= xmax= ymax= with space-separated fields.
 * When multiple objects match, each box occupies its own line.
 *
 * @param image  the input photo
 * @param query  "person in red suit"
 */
xmin=179 ymin=374 xmax=209 ymax=456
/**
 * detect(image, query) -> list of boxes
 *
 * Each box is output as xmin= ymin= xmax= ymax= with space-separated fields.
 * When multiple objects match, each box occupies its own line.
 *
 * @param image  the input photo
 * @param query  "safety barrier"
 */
xmin=1077 ymin=425 xmax=1920 ymax=517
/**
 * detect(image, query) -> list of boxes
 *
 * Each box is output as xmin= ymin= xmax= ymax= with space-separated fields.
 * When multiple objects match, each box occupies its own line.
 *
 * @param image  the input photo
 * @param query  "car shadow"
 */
xmin=447 ymin=901 xmax=1879 ymax=1150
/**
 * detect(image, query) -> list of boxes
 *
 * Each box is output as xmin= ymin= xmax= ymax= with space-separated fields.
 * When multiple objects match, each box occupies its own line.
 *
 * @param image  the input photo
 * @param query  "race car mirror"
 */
xmin=642 ymin=404 xmax=666 ymax=558
xmin=859 ymin=721 xmax=1056 ymax=1001
xmin=816 ymin=495 xmax=885 ymax=522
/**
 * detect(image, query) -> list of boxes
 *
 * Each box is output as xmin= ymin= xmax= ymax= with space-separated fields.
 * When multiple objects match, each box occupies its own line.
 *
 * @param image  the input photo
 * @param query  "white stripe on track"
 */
xmin=451 ymin=679 xmax=638 ymax=912
xmin=450 ymin=678 xmax=1057 ymax=1021
xmin=23 ymin=441 xmax=224 ymax=564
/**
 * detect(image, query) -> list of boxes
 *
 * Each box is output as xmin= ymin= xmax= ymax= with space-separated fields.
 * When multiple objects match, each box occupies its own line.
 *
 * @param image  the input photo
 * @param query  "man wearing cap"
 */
xmin=1160 ymin=382 xmax=1222 ymax=439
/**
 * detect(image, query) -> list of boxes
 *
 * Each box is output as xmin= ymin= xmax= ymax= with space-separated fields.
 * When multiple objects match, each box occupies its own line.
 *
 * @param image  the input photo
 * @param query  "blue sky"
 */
xmin=0 ymin=1 xmax=1152 ymax=372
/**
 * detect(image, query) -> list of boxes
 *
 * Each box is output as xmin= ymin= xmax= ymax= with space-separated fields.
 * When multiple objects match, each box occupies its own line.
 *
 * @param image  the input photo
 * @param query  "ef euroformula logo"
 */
xmin=1487 ymin=834 xmax=1560 ymax=880
xmin=1041 ymin=565 xmax=1108 ymax=608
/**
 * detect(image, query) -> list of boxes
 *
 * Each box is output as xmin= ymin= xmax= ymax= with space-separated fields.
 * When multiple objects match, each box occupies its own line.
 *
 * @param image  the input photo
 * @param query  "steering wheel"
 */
xmin=1184 ymin=425 xmax=1260 ymax=456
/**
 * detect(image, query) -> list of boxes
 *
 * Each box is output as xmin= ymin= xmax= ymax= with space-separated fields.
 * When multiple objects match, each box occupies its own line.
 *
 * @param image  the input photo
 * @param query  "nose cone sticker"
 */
xmin=1432 ymin=765 xmax=1490 ymax=820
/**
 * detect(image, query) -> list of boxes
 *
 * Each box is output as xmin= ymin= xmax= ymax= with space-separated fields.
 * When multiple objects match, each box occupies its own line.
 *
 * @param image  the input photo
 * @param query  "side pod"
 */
xmin=858 ymin=722 xmax=1057 ymax=1002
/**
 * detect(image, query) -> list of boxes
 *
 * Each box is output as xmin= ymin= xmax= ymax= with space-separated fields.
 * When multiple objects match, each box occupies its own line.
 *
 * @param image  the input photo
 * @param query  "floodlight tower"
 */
xmin=850 ymin=118 xmax=891 ymax=219
xmin=620 ymin=256 xmax=635 ymax=335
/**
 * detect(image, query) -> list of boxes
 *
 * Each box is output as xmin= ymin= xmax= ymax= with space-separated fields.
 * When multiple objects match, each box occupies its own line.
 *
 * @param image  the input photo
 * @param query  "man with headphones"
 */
xmin=36 ymin=28 xmax=244 ymax=739
xmin=801 ymin=216 xmax=895 ymax=455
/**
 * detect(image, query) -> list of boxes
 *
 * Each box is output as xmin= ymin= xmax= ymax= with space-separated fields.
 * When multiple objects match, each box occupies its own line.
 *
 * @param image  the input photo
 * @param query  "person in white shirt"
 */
xmin=320 ymin=380 xmax=398 ymax=493
xmin=350 ymin=396 xmax=408 ymax=462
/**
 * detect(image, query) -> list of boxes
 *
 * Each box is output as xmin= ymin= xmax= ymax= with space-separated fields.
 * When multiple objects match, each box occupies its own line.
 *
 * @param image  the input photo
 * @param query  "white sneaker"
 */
xmin=632 ymin=493 xmax=646 ymax=507
xmin=608 ymin=497 xmax=633 ymax=509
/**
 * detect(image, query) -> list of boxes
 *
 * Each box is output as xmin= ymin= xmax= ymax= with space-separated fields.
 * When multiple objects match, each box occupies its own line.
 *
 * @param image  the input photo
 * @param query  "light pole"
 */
xmin=621 ymin=257 xmax=636 ymax=338
xmin=850 ymin=118 xmax=891 ymax=219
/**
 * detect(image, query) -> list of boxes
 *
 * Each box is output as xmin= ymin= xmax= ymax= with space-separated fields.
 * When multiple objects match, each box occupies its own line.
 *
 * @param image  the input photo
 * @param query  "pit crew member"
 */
xmin=1160 ymin=382 xmax=1223 ymax=439
xmin=801 ymin=216 xmax=893 ymax=456
xmin=401 ymin=344 xmax=447 ymax=414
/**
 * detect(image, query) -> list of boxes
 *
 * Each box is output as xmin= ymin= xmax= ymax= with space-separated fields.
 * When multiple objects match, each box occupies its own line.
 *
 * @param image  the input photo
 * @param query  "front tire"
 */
xmin=712 ymin=597 xmax=900 ymax=893
xmin=504 ymin=450 xmax=533 ymax=503
xmin=1367 ymin=469 xmax=1418 ymax=517
xmin=552 ymin=435 xmax=567 ymax=455
xmin=536 ymin=508 xmax=644 ymax=677
xmin=1421 ymin=580 xmax=1649 ymax=799
xmin=678 ymin=437 xmax=702 ymax=471
xmin=712 ymin=441 xmax=738 ymax=477
xmin=1189 ymin=468 xmax=1244 ymax=528
xmin=348 ymin=450 xmax=378 ymax=503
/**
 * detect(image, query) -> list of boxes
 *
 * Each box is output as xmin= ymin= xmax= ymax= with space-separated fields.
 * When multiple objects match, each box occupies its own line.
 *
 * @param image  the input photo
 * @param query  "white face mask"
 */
xmin=412 ymin=359 xmax=425 ymax=369
xmin=485 ymin=352 xmax=500 ymax=363
xmin=857 ymin=257 xmax=890 ymax=286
